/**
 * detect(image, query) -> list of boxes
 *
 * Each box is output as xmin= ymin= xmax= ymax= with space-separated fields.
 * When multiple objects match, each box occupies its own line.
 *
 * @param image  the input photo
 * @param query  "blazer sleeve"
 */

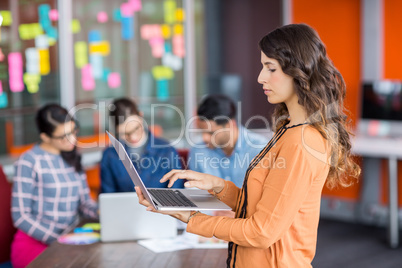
xmin=187 ymin=143 xmax=324 ymax=248
xmin=100 ymin=149 xmax=116 ymax=193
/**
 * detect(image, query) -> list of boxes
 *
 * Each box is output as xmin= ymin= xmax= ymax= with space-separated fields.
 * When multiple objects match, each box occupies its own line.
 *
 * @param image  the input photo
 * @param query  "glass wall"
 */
xmin=0 ymin=0 xmax=206 ymax=157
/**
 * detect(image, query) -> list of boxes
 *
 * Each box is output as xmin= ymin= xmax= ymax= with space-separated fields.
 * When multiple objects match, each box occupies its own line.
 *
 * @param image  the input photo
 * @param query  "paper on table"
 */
xmin=138 ymin=231 xmax=228 ymax=253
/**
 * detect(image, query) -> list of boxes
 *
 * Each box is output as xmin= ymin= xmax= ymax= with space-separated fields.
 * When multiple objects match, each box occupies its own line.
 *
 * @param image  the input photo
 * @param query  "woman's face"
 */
xmin=48 ymin=121 xmax=78 ymax=152
xmin=257 ymin=52 xmax=297 ymax=106
xmin=117 ymin=115 xmax=147 ymax=147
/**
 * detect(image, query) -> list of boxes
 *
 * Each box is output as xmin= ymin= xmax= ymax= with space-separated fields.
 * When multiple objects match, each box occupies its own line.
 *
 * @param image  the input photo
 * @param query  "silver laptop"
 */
xmin=106 ymin=131 xmax=231 ymax=211
xmin=99 ymin=192 xmax=178 ymax=242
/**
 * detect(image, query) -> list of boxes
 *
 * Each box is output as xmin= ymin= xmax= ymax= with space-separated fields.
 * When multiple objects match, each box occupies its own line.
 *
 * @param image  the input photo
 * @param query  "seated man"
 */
xmin=188 ymin=94 xmax=268 ymax=188
xmin=100 ymin=98 xmax=183 ymax=193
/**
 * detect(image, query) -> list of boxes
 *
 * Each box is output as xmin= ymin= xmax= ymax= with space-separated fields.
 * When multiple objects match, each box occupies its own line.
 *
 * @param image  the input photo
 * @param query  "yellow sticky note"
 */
xmin=48 ymin=37 xmax=56 ymax=46
xmin=23 ymin=73 xmax=41 ymax=94
xmin=89 ymin=41 xmax=110 ymax=56
xmin=38 ymin=49 xmax=50 ymax=75
xmin=74 ymin=41 xmax=88 ymax=68
xmin=71 ymin=19 xmax=81 ymax=34
xmin=161 ymin=24 xmax=171 ymax=39
xmin=164 ymin=0 xmax=176 ymax=24
xmin=175 ymin=8 xmax=185 ymax=22
xmin=0 ymin=11 xmax=12 ymax=26
xmin=173 ymin=24 xmax=183 ymax=35
xmin=31 ymin=23 xmax=44 ymax=38
xmin=152 ymin=65 xmax=174 ymax=80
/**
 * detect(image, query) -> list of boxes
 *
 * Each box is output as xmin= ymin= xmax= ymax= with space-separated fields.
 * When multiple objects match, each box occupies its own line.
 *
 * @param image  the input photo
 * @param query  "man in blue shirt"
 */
xmin=100 ymin=98 xmax=183 ymax=193
xmin=188 ymin=95 xmax=268 ymax=187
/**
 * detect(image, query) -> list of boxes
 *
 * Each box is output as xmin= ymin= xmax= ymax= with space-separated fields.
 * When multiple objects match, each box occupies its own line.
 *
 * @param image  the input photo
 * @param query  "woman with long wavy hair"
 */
xmin=136 ymin=23 xmax=361 ymax=267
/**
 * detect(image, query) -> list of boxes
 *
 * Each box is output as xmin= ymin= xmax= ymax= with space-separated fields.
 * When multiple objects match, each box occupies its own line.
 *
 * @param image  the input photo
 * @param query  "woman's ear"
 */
xmin=39 ymin=132 xmax=50 ymax=143
xmin=139 ymin=111 xmax=144 ymax=117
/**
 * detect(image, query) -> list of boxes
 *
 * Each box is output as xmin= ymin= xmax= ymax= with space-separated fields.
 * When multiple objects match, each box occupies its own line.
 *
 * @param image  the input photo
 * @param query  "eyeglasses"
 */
xmin=51 ymin=127 xmax=79 ymax=141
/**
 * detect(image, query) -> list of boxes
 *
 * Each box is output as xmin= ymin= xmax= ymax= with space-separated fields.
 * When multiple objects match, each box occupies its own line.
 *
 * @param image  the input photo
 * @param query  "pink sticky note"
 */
xmin=81 ymin=64 xmax=95 ymax=91
xmin=49 ymin=9 xmax=59 ymax=21
xmin=0 ymin=81 xmax=2 ymax=94
xmin=120 ymin=3 xmax=132 ymax=17
xmin=173 ymin=35 xmax=185 ymax=58
xmin=129 ymin=0 xmax=142 ymax=12
xmin=97 ymin=11 xmax=108 ymax=23
xmin=140 ymin=25 xmax=152 ymax=40
xmin=108 ymin=72 xmax=121 ymax=89
xmin=8 ymin=53 xmax=24 ymax=92
xmin=151 ymin=24 xmax=162 ymax=38
xmin=0 ymin=48 xmax=4 ymax=62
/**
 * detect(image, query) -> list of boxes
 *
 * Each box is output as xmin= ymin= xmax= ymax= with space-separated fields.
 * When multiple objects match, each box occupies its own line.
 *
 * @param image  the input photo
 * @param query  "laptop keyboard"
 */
xmin=148 ymin=189 xmax=197 ymax=207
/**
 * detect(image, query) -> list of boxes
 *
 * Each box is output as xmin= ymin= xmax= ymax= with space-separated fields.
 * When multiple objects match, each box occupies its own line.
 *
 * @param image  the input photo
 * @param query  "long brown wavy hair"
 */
xmin=259 ymin=23 xmax=361 ymax=188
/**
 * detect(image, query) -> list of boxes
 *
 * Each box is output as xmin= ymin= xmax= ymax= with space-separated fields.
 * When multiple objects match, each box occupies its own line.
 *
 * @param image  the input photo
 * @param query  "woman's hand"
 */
xmin=160 ymin=169 xmax=226 ymax=193
xmin=135 ymin=186 xmax=191 ymax=223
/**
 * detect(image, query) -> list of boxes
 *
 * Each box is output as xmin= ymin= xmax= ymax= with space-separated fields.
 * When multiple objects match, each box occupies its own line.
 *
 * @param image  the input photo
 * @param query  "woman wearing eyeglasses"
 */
xmin=100 ymin=97 xmax=184 ymax=193
xmin=10 ymin=104 xmax=98 ymax=268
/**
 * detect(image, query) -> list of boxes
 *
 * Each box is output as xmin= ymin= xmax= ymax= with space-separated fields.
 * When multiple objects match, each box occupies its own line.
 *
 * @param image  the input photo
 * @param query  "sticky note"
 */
xmin=82 ymin=223 xmax=101 ymax=231
xmin=89 ymin=54 xmax=103 ymax=79
xmin=38 ymin=4 xmax=51 ymax=16
xmin=23 ymin=73 xmax=41 ymax=94
xmin=0 ymin=81 xmax=2 ymax=94
xmin=0 ymin=48 xmax=4 ymax=62
xmin=74 ymin=41 xmax=88 ymax=68
xmin=113 ymin=8 xmax=122 ymax=22
xmin=48 ymin=37 xmax=56 ymax=46
xmin=46 ymin=26 xmax=58 ymax=40
xmin=151 ymin=65 xmax=174 ymax=80
xmin=25 ymin=48 xmax=40 ymax=74
xmin=173 ymin=34 xmax=185 ymax=58
xmin=49 ymin=9 xmax=58 ymax=21
xmin=0 ymin=92 xmax=8 ymax=109
xmin=161 ymin=24 xmax=171 ymax=39
xmin=149 ymin=37 xmax=164 ymax=58
xmin=8 ymin=52 xmax=24 ymax=92
xmin=164 ymin=0 xmax=176 ymax=24
xmin=0 ymin=11 xmax=12 ymax=26
xmin=89 ymin=41 xmax=110 ymax=56
xmin=108 ymin=72 xmax=121 ymax=88
xmin=162 ymin=52 xmax=182 ymax=71
xmin=71 ymin=19 xmax=81 ymax=33
xmin=19 ymin=23 xmax=44 ymax=40
xmin=97 ymin=11 xmax=108 ymax=23
xmin=157 ymin=79 xmax=169 ymax=101
xmin=35 ymin=34 xmax=49 ymax=49
xmin=175 ymin=8 xmax=185 ymax=22
xmin=129 ymin=0 xmax=142 ymax=12
xmin=81 ymin=64 xmax=95 ymax=91
xmin=88 ymin=30 xmax=102 ymax=43
xmin=120 ymin=3 xmax=132 ymax=17
xmin=102 ymin=68 xmax=111 ymax=81
xmin=121 ymin=16 xmax=134 ymax=40
xmin=164 ymin=42 xmax=172 ymax=53
xmin=38 ymin=49 xmax=50 ymax=75
xmin=173 ymin=24 xmax=183 ymax=35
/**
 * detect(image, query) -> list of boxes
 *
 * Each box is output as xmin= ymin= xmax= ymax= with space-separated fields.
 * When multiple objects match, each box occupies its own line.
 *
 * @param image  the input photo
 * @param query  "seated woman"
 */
xmin=100 ymin=97 xmax=184 ymax=193
xmin=10 ymin=104 xmax=98 ymax=268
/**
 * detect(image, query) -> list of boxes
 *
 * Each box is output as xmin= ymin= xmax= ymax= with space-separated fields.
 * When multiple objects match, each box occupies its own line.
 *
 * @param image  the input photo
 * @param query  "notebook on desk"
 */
xmin=106 ymin=130 xmax=232 ymax=211
xmin=99 ymin=192 xmax=178 ymax=242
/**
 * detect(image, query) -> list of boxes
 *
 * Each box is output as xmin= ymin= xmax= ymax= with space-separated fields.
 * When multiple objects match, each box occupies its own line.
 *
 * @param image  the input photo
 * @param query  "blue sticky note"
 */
xmin=38 ymin=4 xmax=50 ymax=16
xmin=121 ymin=16 xmax=134 ymax=40
xmin=88 ymin=30 xmax=102 ymax=43
xmin=113 ymin=8 xmax=122 ymax=22
xmin=157 ymin=79 xmax=169 ymax=101
xmin=39 ymin=18 xmax=51 ymax=30
xmin=164 ymin=42 xmax=172 ymax=53
xmin=103 ymin=68 xmax=111 ymax=81
xmin=74 ymin=227 xmax=93 ymax=233
xmin=90 ymin=54 xmax=103 ymax=79
xmin=0 ymin=92 xmax=8 ymax=109
xmin=46 ymin=26 xmax=58 ymax=39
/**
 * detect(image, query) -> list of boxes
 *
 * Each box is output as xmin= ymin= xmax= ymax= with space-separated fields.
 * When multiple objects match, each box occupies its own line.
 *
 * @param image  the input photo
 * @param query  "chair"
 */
xmin=0 ymin=165 xmax=17 ymax=264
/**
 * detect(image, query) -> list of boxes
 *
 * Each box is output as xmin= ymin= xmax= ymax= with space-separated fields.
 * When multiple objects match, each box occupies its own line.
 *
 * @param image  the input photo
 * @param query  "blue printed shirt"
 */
xmin=188 ymin=126 xmax=268 ymax=187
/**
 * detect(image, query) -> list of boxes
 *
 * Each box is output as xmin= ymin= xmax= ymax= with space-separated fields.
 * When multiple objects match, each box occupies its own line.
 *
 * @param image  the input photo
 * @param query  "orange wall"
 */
xmin=293 ymin=0 xmax=361 ymax=200
xmin=384 ymin=0 xmax=402 ymax=79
